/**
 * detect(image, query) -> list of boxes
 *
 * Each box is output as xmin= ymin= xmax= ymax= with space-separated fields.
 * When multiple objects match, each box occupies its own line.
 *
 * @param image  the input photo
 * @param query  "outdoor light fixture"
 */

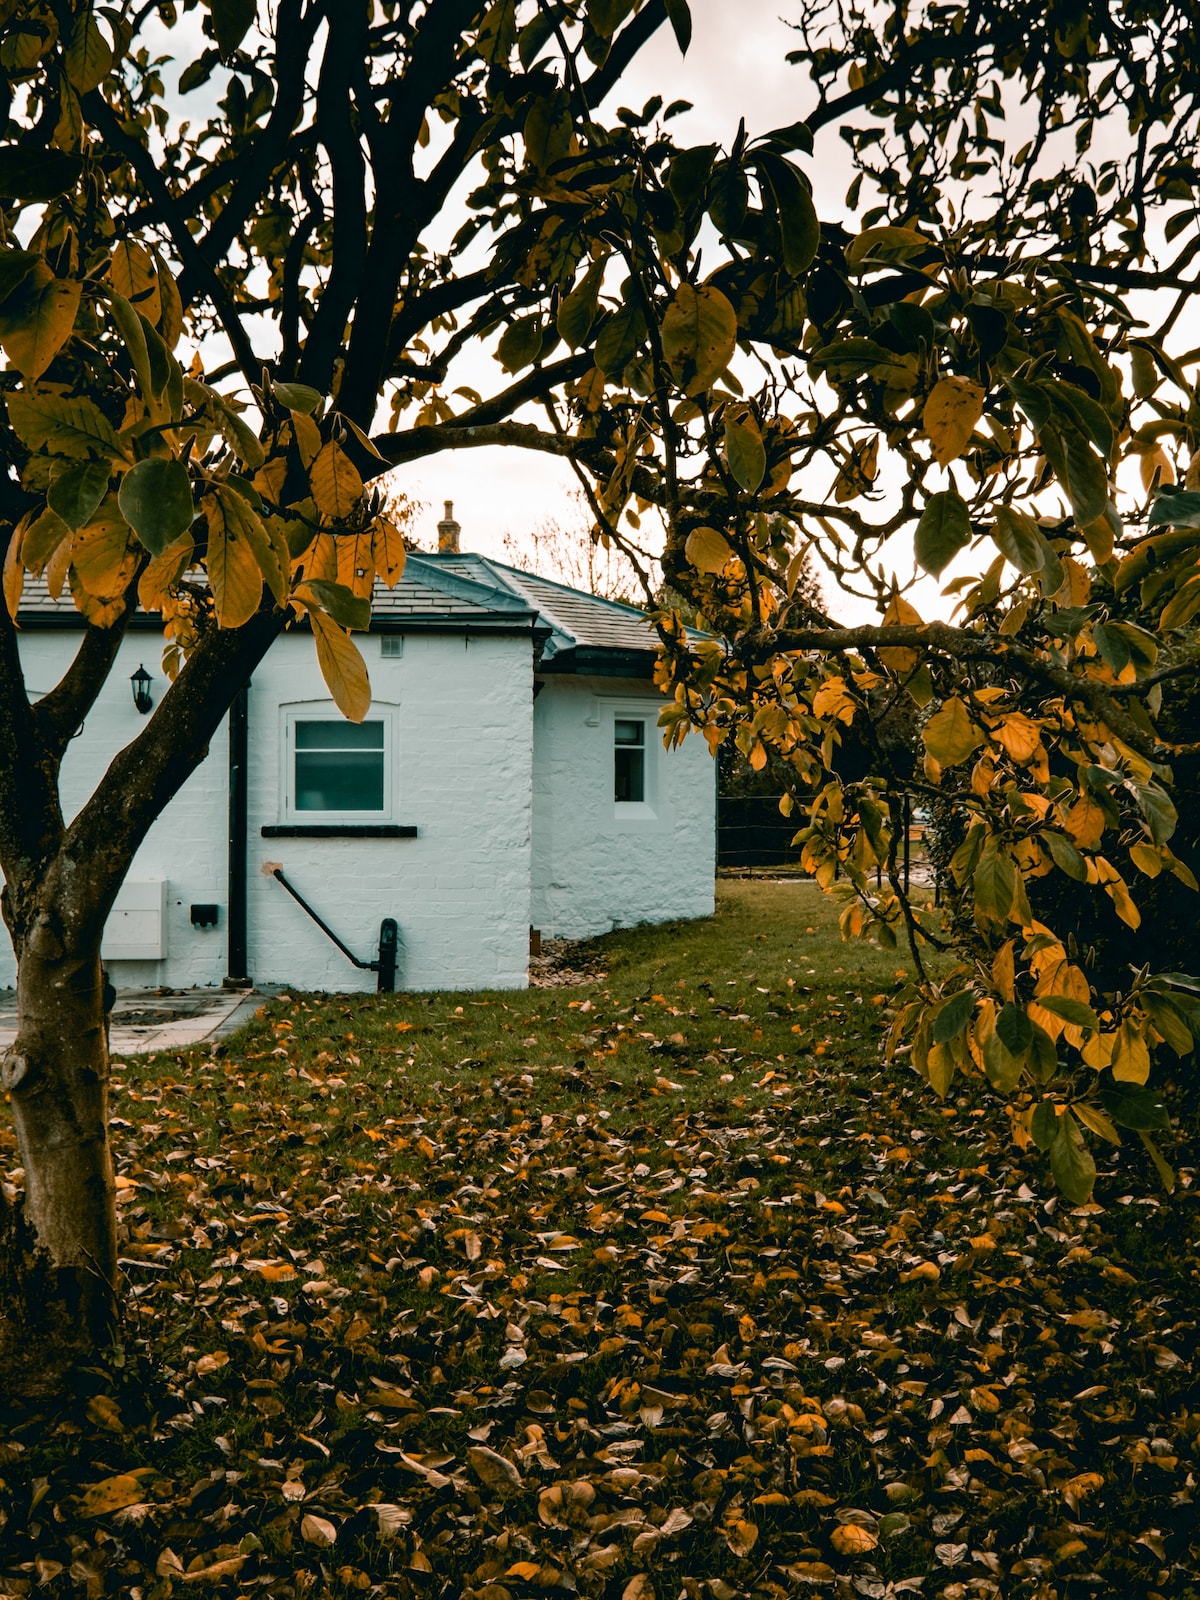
xmin=130 ymin=664 xmax=154 ymax=715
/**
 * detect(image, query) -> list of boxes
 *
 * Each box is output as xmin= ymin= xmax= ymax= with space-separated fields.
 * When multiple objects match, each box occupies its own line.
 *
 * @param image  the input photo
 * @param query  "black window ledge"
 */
xmin=261 ymin=824 xmax=418 ymax=838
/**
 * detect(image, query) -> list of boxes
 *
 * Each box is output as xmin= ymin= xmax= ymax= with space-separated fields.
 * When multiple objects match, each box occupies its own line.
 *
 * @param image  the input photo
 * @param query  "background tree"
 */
xmin=0 ymin=0 xmax=696 ymax=1382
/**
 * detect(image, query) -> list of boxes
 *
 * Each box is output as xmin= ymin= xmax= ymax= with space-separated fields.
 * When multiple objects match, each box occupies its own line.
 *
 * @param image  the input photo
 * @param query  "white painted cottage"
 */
xmin=3 ymin=517 xmax=715 ymax=993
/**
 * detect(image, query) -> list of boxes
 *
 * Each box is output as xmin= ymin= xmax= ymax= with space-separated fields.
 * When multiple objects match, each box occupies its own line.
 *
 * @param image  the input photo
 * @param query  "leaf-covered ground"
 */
xmin=2 ymin=881 xmax=1199 ymax=1599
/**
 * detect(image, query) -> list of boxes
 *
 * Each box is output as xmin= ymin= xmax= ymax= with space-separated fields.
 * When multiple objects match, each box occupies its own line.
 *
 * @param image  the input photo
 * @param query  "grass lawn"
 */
xmin=1 ymin=879 xmax=1199 ymax=1598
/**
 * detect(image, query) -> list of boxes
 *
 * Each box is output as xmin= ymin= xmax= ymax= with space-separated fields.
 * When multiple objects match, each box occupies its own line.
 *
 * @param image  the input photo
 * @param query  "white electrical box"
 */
xmin=102 ymin=879 xmax=168 ymax=961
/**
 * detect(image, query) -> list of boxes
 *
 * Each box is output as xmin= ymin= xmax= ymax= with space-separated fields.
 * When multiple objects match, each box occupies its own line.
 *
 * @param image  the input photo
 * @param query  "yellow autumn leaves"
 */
xmin=2 ymin=237 xmax=407 ymax=723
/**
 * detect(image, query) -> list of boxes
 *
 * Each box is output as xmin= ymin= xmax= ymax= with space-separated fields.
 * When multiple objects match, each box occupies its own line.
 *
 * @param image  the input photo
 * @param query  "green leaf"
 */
xmin=1031 ymin=1100 xmax=1059 ymax=1151
xmin=756 ymin=152 xmax=820 ymax=278
xmin=0 ymin=149 xmax=84 ymax=203
xmin=594 ymin=303 xmax=643 ymax=377
xmin=914 ymin=490 xmax=971 ymax=576
xmin=991 ymin=506 xmax=1044 ymax=574
xmin=47 ymin=460 xmax=110 ymax=531
xmin=922 ymin=697 xmax=980 ymax=766
xmin=205 ymin=0 xmax=256 ymax=56
xmin=556 ymin=260 xmax=605 ymax=350
xmin=1062 ymin=425 xmax=1109 ymax=527
xmin=668 ymin=145 xmax=718 ymax=209
xmin=1138 ymin=1130 xmax=1176 ymax=1193
xmin=272 ymin=380 xmax=322 ymax=415
xmin=0 ymin=268 xmax=82 ymax=381
xmin=932 ymin=988 xmax=975 ymax=1044
xmin=725 ymin=415 xmax=766 ymax=493
xmin=758 ymin=120 xmax=814 ymax=155
xmin=1043 ymin=830 xmax=1088 ymax=881
xmin=1148 ymin=486 xmax=1200 ymax=529
xmin=1050 ymin=1113 xmax=1096 ymax=1203
xmin=1099 ymin=1082 xmax=1170 ymax=1131
xmin=663 ymin=0 xmax=692 ymax=52
xmin=973 ymin=848 xmax=1016 ymax=923
xmin=0 ymin=250 xmax=41 ymax=309
xmin=118 ymin=457 xmax=196 ymax=556
xmin=305 ymin=577 xmax=371 ymax=632
xmin=498 ymin=316 xmax=544 ymax=373
xmin=1036 ymin=994 xmax=1099 ymax=1032
xmin=108 ymin=291 xmax=154 ymax=409
xmin=1132 ymin=782 xmax=1178 ymax=845
xmin=983 ymin=1029 xmax=1024 ymax=1092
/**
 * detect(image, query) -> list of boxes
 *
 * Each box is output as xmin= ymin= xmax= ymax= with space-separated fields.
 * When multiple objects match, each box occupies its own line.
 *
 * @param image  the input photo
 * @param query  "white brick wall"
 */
xmin=3 ymin=627 xmax=534 ymax=993
xmin=530 ymin=675 xmax=716 ymax=939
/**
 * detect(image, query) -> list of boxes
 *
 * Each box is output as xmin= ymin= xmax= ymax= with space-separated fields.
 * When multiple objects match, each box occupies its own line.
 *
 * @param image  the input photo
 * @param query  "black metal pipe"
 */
xmin=270 ymin=868 xmax=373 ymax=969
xmin=225 ymin=685 xmax=249 ymax=985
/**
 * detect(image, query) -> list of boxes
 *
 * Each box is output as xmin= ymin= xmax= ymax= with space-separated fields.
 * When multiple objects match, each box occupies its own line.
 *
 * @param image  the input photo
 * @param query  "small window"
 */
xmin=381 ymin=636 xmax=404 ymax=658
xmin=614 ymin=718 xmax=645 ymax=803
xmin=295 ymin=720 xmax=385 ymax=812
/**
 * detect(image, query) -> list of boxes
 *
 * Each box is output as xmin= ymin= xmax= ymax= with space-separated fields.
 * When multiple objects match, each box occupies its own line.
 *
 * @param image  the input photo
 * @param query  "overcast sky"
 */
xmin=397 ymin=2 xmax=861 ymax=573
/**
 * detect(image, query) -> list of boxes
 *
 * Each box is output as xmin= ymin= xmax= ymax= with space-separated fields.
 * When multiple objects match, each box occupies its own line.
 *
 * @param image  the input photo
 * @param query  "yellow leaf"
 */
xmin=878 ymin=593 xmax=922 ymax=674
xmin=310 ymin=610 xmax=371 ymax=722
xmin=195 ymin=1351 xmax=229 ymax=1377
xmin=255 ymin=1261 xmax=296 ymax=1282
xmin=64 ymin=14 xmax=113 ymax=93
xmin=923 ymin=375 xmax=986 ymax=466
xmin=660 ymin=281 xmax=738 ymax=396
xmin=922 ymin=697 xmax=980 ymax=766
xmin=991 ymin=711 xmax=1042 ymax=764
xmin=830 ymin=1523 xmax=879 ymax=1555
xmin=291 ymin=410 xmax=323 ymax=469
xmin=1062 ymin=1471 xmax=1104 ymax=1510
xmin=1081 ymin=1031 xmax=1116 ymax=1069
xmin=506 ymin=1561 xmax=542 ymax=1580
xmin=1104 ymin=872 xmax=1141 ymax=929
xmin=811 ymin=677 xmax=857 ymax=724
xmin=1111 ymin=1020 xmax=1150 ymax=1084
xmin=71 ymin=499 xmax=135 ymax=599
xmin=1064 ymin=793 xmax=1106 ymax=850
xmin=205 ymin=484 xmax=267 ymax=627
xmin=992 ymin=940 xmax=1015 ymax=1001
xmin=725 ymin=1519 xmax=759 ymax=1557
xmin=138 ymin=535 xmax=194 ymax=612
xmin=3 ymin=512 xmax=30 ymax=619
xmin=900 ymin=1260 xmax=940 ymax=1283
xmin=78 ymin=1472 xmax=151 ymax=1518
xmin=373 ymin=515 xmax=408 ymax=587
xmin=622 ymin=1577 xmax=656 ymax=1600
xmin=180 ymin=1555 xmax=246 ymax=1582
xmin=685 ymin=525 xmax=733 ymax=574
xmin=310 ymin=439 xmax=363 ymax=521
xmin=1 ymin=266 xmax=82 ymax=381
xmin=110 ymin=241 xmax=161 ymax=326
xmin=969 ymin=1385 xmax=1001 ymax=1413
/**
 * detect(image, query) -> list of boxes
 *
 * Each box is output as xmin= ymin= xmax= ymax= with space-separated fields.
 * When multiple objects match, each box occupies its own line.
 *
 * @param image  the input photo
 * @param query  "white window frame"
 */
xmin=280 ymin=701 xmax=399 ymax=824
xmin=603 ymin=699 xmax=661 ymax=824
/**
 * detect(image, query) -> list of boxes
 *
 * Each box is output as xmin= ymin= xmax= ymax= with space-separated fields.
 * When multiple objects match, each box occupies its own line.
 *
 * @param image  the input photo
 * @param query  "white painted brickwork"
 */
xmin=530 ymin=676 xmax=716 ymax=939
xmin=2 ymin=630 xmax=713 ymax=992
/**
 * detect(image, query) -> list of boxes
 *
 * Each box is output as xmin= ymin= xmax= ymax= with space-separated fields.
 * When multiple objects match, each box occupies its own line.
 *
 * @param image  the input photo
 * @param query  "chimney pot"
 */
xmin=437 ymin=499 xmax=461 ymax=553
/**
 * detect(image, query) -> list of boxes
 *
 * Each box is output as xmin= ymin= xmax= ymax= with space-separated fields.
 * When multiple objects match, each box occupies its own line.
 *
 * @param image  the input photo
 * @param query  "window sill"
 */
xmin=613 ymin=802 xmax=659 ymax=825
xmin=261 ymin=824 xmax=418 ymax=838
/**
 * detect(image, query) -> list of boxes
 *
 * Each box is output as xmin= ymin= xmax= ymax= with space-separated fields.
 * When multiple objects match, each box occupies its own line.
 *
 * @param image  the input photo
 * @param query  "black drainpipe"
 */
xmin=224 ymin=684 xmax=250 ymax=987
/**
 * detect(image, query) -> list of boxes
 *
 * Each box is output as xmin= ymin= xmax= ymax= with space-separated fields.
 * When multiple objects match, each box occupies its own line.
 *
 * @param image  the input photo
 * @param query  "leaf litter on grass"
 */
xmin=1 ymin=882 xmax=1198 ymax=1598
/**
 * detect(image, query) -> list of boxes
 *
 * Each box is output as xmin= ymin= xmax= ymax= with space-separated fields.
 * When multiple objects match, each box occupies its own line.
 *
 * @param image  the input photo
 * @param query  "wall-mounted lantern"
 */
xmin=130 ymin=664 xmax=154 ymax=715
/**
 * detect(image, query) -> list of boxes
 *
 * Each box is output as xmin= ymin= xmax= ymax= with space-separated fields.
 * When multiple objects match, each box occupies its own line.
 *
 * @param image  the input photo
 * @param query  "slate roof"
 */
xmin=15 ymin=547 xmax=676 ymax=675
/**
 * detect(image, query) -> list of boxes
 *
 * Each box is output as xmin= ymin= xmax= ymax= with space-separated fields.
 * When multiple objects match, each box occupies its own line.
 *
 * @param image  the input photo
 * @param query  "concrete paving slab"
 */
xmin=0 ymin=987 xmax=274 ymax=1056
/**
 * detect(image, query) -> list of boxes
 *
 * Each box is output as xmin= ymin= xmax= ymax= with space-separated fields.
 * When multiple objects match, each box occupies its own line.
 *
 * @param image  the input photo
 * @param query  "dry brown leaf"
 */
xmin=300 ymin=1513 xmax=337 ymax=1547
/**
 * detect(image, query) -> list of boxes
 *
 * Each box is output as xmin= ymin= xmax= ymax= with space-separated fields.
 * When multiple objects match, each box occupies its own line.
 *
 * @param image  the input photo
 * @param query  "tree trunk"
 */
xmin=0 ymin=914 xmax=116 ymax=1388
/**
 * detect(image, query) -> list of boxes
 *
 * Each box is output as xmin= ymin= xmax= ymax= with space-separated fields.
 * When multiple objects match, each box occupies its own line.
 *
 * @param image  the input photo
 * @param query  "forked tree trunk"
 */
xmin=0 ymin=911 xmax=116 ymax=1384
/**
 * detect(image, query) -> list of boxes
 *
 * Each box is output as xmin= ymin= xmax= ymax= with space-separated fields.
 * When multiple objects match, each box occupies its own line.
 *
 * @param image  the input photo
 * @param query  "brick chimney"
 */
xmin=437 ymin=499 xmax=461 ymax=553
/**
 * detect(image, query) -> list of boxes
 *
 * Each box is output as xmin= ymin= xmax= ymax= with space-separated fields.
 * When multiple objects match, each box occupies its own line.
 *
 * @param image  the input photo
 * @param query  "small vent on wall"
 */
xmin=381 ymin=636 xmax=403 ymax=657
